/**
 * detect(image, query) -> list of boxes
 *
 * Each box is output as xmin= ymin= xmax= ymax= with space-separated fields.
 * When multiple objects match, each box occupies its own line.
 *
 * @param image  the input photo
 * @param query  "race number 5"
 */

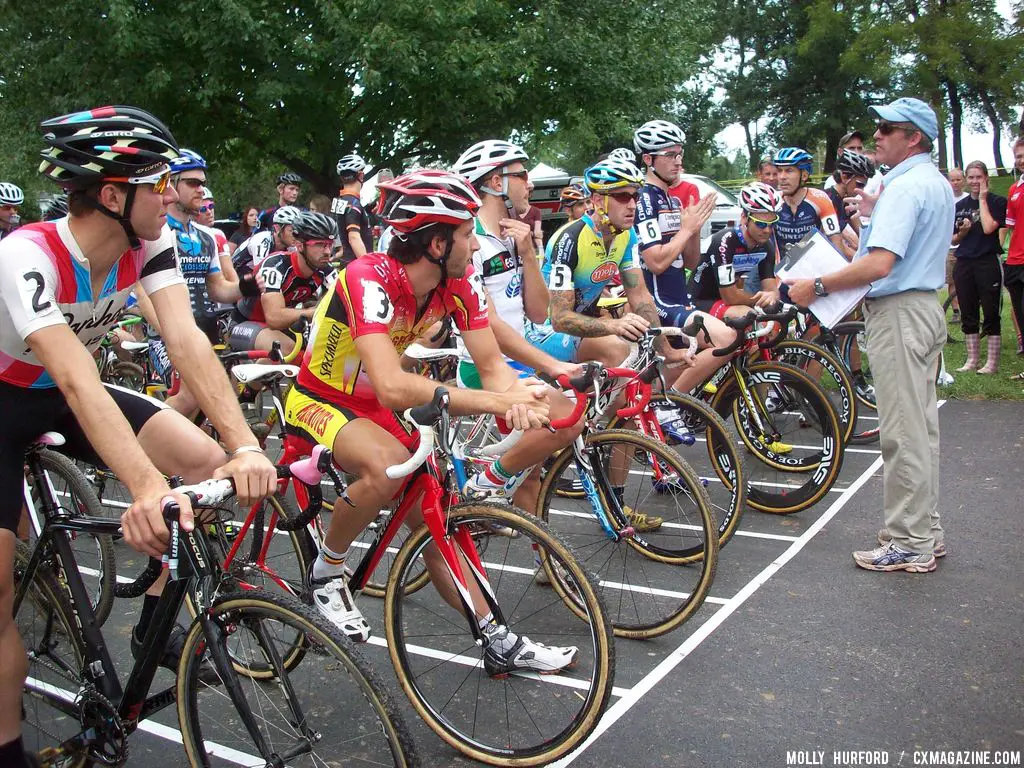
xmin=548 ymin=263 xmax=572 ymax=291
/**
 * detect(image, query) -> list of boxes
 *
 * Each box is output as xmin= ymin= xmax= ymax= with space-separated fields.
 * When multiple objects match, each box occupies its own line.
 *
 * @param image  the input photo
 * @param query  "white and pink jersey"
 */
xmin=0 ymin=218 xmax=184 ymax=388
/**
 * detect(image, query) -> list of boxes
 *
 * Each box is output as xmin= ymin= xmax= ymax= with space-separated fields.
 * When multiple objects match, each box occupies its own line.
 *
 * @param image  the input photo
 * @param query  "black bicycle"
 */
xmin=16 ymin=438 xmax=419 ymax=767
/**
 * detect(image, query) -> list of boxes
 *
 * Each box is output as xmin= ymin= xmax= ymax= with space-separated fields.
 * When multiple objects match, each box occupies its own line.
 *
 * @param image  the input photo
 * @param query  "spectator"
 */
xmin=952 ymin=160 xmax=1007 ymax=374
xmin=1003 ymin=137 xmax=1024 ymax=358
xmin=785 ymin=97 xmax=950 ymax=573
xmin=308 ymin=194 xmax=331 ymax=214
xmin=756 ymin=156 xmax=778 ymax=188
xmin=824 ymin=130 xmax=866 ymax=190
xmin=945 ymin=167 xmax=968 ymax=322
xmin=228 ymin=206 xmax=261 ymax=255
xmin=0 ymin=182 xmax=24 ymax=240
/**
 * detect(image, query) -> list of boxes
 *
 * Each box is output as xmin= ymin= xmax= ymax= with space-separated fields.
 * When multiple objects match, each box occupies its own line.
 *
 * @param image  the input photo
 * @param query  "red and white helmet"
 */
xmin=377 ymin=170 xmax=482 ymax=234
xmin=738 ymin=182 xmax=783 ymax=215
xmin=452 ymin=140 xmax=529 ymax=185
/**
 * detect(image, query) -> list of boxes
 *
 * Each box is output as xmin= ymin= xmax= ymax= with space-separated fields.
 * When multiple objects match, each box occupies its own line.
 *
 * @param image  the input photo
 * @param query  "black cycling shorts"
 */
xmin=0 ymin=380 xmax=167 ymax=532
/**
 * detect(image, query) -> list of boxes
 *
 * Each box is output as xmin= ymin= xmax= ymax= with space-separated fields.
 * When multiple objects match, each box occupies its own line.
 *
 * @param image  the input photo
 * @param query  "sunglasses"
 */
xmin=199 ymin=204 xmax=215 ymax=213
xmin=607 ymin=190 xmax=640 ymax=204
xmin=106 ymin=168 xmax=172 ymax=194
xmin=749 ymin=215 xmax=779 ymax=228
xmin=0 ymin=204 xmax=19 ymax=212
xmin=876 ymin=121 xmax=917 ymax=136
xmin=179 ymin=178 xmax=207 ymax=189
xmin=502 ymin=170 xmax=530 ymax=181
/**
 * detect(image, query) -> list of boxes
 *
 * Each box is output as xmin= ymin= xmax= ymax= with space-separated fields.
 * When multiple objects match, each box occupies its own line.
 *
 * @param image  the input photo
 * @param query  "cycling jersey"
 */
xmin=296 ymin=251 xmax=489 ymax=401
xmin=826 ymin=186 xmax=852 ymax=233
xmin=235 ymin=251 xmax=334 ymax=323
xmin=635 ymin=182 xmax=692 ymax=310
xmin=457 ymin=218 xmax=523 ymax=365
xmin=331 ymin=194 xmax=373 ymax=266
xmin=668 ymin=179 xmax=700 ymax=208
xmin=776 ymin=188 xmax=841 ymax=249
xmin=231 ymin=230 xmax=276 ymax=278
xmin=1005 ymin=178 xmax=1024 ymax=266
xmin=690 ymin=227 xmax=779 ymax=301
xmin=256 ymin=205 xmax=280 ymax=232
xmin=540 ymin=214 xmax=637 ymax=316
xmin=167 ymin=214 xmax=221 ymax=320
xmin=0 ymin=219 xmax=183 ymax=388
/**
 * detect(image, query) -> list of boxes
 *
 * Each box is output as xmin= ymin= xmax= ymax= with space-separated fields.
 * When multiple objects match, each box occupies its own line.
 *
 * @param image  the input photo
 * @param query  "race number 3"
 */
xmin=360 ymin=279 xmax=394 ymax=323
xmin=548 ymin=264 xmax=573 ymax=291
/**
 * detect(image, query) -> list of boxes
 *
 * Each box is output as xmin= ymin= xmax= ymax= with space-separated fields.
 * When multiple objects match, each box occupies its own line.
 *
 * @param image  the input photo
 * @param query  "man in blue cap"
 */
xmin=785 ymin=96 xmax=952 ymax=573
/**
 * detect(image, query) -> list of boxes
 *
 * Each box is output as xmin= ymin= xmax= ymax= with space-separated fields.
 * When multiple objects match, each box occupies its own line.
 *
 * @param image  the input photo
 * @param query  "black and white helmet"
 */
xmin=608 ymin=147 xmax=637 ymax=163
xmin=0 ymin=182 xmax=24 ymax=206
xmin=273 ymin=205 xmax=301 ymax=226
xmin=336 ymin=154 xmax=367 ymax=177
xmin=633 ymin=120 xmax=686 ymax=154
xmin=835 ymin=149 xmax=875 ymax=179
xmin=452 ymin=140 xmax=529 ymax=185
xmin=738 ymin=182 xmax=783 ymax=215
xmin=293 ymin=211 xmax=338 ymax=241
xmin=278 ymin=172 xmax=302 ymax=186
xmin=44 ymin=194 xmax=69 ymax=220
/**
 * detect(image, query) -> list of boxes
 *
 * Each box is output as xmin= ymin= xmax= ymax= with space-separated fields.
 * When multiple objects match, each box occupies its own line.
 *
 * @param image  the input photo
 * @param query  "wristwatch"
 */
xmin=814 ymin=278 xmax=829 ymax=297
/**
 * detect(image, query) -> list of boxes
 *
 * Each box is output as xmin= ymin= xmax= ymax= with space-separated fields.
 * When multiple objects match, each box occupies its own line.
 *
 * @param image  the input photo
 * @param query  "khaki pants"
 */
xmin=863 ymin=291 xmax=946 ymax=553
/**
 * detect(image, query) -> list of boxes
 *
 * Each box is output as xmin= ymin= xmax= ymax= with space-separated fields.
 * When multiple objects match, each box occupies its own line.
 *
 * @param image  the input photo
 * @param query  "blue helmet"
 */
xmin=772 ymin=147 xmax=813 ymax=172
xmin=583 ymin=158 xmax=644 ymax=193
xmin=169 ymin=148 xmax=207 ymax=174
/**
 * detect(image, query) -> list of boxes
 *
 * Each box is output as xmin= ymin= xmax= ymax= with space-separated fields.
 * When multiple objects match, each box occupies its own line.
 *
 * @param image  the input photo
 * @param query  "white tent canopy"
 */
xmin=528 ymin=163 xmax=569 ymax=182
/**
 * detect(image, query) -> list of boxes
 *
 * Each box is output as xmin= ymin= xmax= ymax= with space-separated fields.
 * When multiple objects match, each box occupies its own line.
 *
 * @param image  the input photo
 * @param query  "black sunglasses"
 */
xmin=607 ymin=190 xmax=640 ymax=204
xmin=876 ymin=121 xmax=917 ymax=136
xmin=179 ymin=178 xmax=207 ymax=188
xmin=502 ymin=170 xmax=530 ymax=181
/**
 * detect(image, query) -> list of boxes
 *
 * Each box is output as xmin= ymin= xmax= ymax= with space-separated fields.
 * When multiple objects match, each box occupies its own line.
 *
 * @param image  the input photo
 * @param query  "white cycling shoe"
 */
xmin=309 ymin=573 xmax=371 ymax=642
xmin=483 ymin=626 xmax=578 ymax=677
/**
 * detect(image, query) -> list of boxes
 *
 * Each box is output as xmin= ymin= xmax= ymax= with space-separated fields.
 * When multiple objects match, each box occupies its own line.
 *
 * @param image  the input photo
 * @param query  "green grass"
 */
xmin=988 ymin=175 xmax=1015 ymax=198
xmin=938 ymin=288 xmax=1024 ymax=400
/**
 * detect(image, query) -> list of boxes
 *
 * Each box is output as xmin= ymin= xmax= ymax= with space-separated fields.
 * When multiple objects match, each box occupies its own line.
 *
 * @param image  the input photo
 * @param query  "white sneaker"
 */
xmin=483 ymin=629 xmax=578 ymax=677
xmin=309 ymin=574 xmax=371 ymax=642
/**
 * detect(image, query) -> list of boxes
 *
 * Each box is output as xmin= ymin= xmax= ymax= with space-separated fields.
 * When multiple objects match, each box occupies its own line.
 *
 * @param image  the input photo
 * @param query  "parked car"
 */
xmin=680 ymin=174 xmax=742 ymax=253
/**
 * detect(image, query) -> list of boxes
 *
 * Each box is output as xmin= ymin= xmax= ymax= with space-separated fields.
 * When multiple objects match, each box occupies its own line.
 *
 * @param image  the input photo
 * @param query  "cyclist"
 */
xmin=690 ymin=182 xmax=784 ymax=319
xmin=559 ymin=183 xmax=590 ymax=223
xmin=331 ymin=153 xmax=373 ymax=267
xmin=826 ymin=149 xmax=875 ymax=258
xmin=229 ymin=211 xmax=338 ymax=356
xmin=284 ymin=170 xmax=578 ymax=675
xmin=608 ymin=147 xmax=637 ymax=163
xmin=772 ymin=147 xmax=846 ymax=255
xmin=257 ymin=171 xmax=302 ymax=230
xmin=822 ymin=130 xmax=865 ymax=191
xmin=231 ymin=204 xmax=301 ymax=281
xmin=0 ymin=106 xmax=276 ymax=768
xmin=451 ymin=139 xmax=583 ymax=506
xmin=43 ymin=194 xmax=69 ymax=222
xmin=0 ymin=183 xmax=23 ymax=240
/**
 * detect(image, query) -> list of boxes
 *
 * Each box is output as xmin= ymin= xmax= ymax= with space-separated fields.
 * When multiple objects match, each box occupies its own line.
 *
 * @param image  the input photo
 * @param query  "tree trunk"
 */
xmin=978 ymin=92 xmax=1006 ymax=174
xmin=944 ymin=78 xmax=964 ymax=168
xmin=823 ymin=134 xmax=839 ymax=174
xmin=932 ymin=90 xmax=948 ymax=170
xmin=743 ymin=122 xmax=757 ymax=171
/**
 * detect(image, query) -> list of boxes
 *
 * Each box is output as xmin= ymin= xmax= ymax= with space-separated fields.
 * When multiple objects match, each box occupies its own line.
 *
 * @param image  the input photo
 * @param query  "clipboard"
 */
xmin=776 ymin=230 xmax=868 ymax=328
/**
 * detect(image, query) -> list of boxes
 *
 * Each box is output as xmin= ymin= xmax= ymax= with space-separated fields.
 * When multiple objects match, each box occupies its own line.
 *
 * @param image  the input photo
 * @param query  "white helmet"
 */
xmin=273 ymin=205 xmax=301 ymax=225
xmin=452 ymin=140 xmax=529 ymax=185
xmin=633 ymin=120 xmax=686 ymax=154
xmin=738 ymin=182 xmax=783 ymax=215
xmin=0 ymin=182 xmax=24 ymax=206
xmin=201 ymin=186 xmax=215 ymax=201
xmin=608 ymin=147 xmax=637 ymax=163
xmin=336 ymin=154 xmax=367 ymax=177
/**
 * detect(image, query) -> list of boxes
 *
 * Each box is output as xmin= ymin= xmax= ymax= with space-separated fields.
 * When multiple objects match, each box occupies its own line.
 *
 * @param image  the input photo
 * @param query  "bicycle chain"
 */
xmin=25 ymin=650 xmax=129 ymax=766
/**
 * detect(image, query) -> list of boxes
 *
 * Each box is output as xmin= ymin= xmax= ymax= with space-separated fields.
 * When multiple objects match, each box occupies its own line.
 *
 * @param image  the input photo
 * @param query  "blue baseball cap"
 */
xmin=869 ymin=97 xmax=938 ymax=141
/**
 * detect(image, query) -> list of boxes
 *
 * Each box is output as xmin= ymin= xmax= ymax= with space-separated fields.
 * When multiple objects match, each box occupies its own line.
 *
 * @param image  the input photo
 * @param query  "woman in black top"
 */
xmin=952 ymin=161 xmax=1007 ymax=374
xmin=228 ymin=206 xmax=261 ymax=254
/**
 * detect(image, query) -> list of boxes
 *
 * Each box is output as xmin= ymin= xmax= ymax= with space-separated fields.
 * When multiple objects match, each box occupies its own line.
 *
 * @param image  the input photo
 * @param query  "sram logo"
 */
xmin=590 ymin=261 xmax=618 ymax=283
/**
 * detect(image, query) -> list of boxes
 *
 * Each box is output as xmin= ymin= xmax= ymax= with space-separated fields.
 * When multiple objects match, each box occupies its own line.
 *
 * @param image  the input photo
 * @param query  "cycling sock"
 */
xmin=479 ymin=613 xmax=519 ymax=653
xmin=313 ymin=543 xmax=347 ymax=580
xmin=485 ymin=459 xmax=515 ymax=485
xmin=134 ymin=594 xmax=160 ymax=636
xmin=0 ymin=736 xmax=26 ymax=766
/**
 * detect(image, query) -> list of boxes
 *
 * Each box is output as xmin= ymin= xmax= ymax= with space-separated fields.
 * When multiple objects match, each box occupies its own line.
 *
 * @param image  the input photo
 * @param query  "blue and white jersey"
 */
xmin=635 ymin=182 xmax=692 ymax=310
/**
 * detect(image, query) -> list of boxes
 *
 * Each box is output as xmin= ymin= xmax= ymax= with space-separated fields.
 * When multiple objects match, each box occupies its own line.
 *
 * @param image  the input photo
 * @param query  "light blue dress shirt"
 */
xmin=858 ymin=153 xmax=954 ymax=298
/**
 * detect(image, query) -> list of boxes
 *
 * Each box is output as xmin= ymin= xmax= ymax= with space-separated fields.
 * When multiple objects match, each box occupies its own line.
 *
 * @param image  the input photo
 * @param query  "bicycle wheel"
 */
xmin=828 ymin=320 xmax=880 ymax=445
xmin=14 ymin=542 xmax=91 ymax=768
xmin=189 ymin=492 xmax=317 ymax=679
xmin=385 ymin=502 xmax=615 ymax=765
xmin=27 ymin=450 xmax=116 ymax=627
xmin=106 ymin=360 xmax=145 ymax=392
xmin=538 ymin=429 xmax=718 ymax=638
xmin=774 ymin=339 xmax=858 ymax=445
xmin=609 ymin=391 xmax=747 ymax=549
xmin=177 ymin=589 xmax=419 ymax=767
xmin=713 ymin=361 xmax=845 ymax=514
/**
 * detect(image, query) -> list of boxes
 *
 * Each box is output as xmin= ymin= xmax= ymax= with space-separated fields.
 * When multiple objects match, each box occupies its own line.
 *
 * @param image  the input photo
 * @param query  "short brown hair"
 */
xmin=965 ymin=160 xmax=988 ymax=176
xmin=68 ymin=181 xmax=128 ymax=217
xmin=387 ymin=223 xmax=453 ymax=265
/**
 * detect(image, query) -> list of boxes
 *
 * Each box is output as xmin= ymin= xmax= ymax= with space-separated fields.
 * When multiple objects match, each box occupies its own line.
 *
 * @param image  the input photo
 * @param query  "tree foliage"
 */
xmin=0 ymin=0 xmax=712 ymax=210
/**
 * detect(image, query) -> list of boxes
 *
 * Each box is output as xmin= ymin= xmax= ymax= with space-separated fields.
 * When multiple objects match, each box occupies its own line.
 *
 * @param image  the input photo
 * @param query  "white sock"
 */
xmin=313 ymin=544 xmax=347 ymax=580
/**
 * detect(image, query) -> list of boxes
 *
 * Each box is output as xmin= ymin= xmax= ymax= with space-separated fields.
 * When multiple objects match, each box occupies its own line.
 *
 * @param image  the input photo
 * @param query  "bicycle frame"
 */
xmin=16 ymin=450 xmax=303 ymax=764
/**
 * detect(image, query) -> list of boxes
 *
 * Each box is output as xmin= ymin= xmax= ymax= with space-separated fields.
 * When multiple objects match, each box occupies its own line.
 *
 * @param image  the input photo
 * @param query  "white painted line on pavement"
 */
xmin=549 ymin=400 xmax=944 ymax=766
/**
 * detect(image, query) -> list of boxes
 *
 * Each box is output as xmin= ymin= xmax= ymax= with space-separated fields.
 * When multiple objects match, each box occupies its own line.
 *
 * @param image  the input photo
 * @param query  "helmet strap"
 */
xmin=423 ymin=228 xmax=454 ymax=285
xmin=596 ymin=195 xmax=622 ymax=236
xmin=87 ymin=184 xmax=141 ymax=249
xmin=653 ymin=167 xmax=675 ymax=187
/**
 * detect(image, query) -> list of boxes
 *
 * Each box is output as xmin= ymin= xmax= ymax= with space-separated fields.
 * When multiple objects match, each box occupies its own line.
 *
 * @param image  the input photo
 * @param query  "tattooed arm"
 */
xmin=549 ymin=289 xmax=618 ymax=338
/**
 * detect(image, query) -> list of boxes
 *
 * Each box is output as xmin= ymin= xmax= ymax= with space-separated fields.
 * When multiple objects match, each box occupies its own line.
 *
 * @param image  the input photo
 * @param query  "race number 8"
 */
xmin=549 ymin=264 xmax=572 ymax=291
xmin=821 ymin=215 xmax=841 ymax=237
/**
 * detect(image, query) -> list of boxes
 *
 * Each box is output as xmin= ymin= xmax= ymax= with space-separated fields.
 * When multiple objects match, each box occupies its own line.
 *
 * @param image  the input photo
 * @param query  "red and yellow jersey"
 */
xmin=296 ymin=252 xmax=489 ymax=401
